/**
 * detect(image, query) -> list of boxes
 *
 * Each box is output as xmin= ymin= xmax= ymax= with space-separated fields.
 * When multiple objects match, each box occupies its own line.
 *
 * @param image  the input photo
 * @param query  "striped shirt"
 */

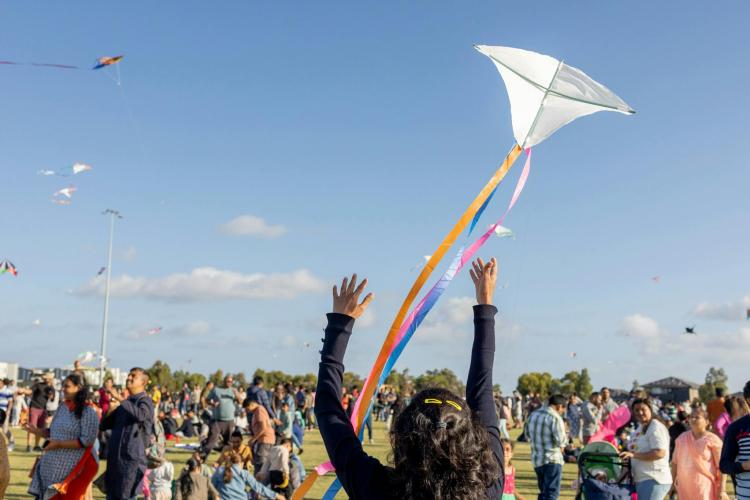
xmin=525 ymin=406 xmax=568 ymax=468
xmin=0 ymin=387 xmax=13 ymax=412
xmin=720 ymin=414 xmax=750 ymax=499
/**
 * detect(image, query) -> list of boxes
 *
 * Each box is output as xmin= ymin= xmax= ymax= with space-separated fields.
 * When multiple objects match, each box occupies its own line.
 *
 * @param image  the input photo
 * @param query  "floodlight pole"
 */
xmin=99 ymin=209 xmax=122 ymax=385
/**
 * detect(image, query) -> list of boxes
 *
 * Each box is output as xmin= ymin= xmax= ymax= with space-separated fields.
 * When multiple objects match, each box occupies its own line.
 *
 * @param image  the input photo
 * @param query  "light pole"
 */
xmin=99 ymin=209 xmax=122 ymax=384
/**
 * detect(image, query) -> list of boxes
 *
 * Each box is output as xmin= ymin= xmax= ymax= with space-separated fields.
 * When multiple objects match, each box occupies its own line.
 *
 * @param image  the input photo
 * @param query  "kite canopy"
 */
xmin=475 ymin=45 xmax=634 ymax=148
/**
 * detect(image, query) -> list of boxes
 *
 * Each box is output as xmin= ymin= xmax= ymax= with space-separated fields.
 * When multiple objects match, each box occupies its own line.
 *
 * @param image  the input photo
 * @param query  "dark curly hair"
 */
xmin=390 ymin=387 xmax=500 ymax=499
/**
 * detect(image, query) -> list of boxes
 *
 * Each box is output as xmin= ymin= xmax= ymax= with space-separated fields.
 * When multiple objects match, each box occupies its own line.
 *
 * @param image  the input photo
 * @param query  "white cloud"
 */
xmin=415 ymin=296 xmax=475 ymax=343
xmin=75 ymin=267 xmax=324 ymax=302
xmin=617 ymin=314 xmax=668 ymax=354
xmin=692 ymin=295 xmax=750 ymax=321
xmin=219 ymin=215 xmax=286 ymax=238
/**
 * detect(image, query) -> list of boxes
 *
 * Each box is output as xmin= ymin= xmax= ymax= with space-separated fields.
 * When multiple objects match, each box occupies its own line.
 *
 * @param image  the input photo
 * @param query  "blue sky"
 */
xmin=1 ymin=2 xmax=748 ymax=393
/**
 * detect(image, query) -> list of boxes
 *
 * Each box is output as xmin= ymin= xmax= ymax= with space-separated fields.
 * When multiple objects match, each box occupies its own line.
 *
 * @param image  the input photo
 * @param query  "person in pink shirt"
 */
xmin=671 ymin=406 xmax=729 ymax=500
xmin=715 ymin=396 xmax=750 ymax=438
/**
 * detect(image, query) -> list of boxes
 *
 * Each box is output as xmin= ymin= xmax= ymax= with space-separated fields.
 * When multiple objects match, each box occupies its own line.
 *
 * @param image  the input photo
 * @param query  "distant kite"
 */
xmin=77 ymin=351 xmax=97 ymax=363
xmin=97 ymin=266 xmax=106 ymax=276
xmin=746 ymin=307 xmax=750 ymax=320
xmin=1 ymin=55 xmax=123 ymax=72
xmin=53 ymin=186 xmax=77 ymax=202
xmin=147 ymin=327 xmax=163 ymax=336
xmin=652 ymin=276 xmax=661 ymax=284
xmin=493 ymin=225 xmax=515 ymax=239
xmin=0 ymin=260 xmax=18 ymax=277
xmin=570 ymin=352 xmax=577 ymax=359
xmin=684 ymin=325 xmax=697 ymax=335
xmin=32 ymin=319 xmax=42 ymax=326
xmin=93 ymin=55 xmax=124 ymax=70
xmin=38 ymin=163 xmax=92 ymax=177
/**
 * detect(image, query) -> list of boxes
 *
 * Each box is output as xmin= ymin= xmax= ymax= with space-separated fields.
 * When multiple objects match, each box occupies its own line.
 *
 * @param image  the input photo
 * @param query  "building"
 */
xmin=643 ymin=377 xmax=700 ymax=403
xmin=0 ymin=362 xmax=19 ymax=381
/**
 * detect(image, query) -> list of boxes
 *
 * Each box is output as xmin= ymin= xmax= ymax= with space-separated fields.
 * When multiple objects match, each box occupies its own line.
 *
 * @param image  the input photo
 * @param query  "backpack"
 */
xmin=141 ymin=417 xmax=166 ymax=469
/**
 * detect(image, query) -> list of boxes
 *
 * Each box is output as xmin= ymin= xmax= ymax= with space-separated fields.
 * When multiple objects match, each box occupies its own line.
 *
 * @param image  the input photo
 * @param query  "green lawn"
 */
xmin=5 ymin=424 xmax=580 ymax=499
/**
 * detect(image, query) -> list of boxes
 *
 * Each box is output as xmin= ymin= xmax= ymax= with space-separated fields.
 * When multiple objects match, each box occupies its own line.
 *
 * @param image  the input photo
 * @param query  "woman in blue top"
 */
xmin=211 ymin=452 xmax=284 ymax=500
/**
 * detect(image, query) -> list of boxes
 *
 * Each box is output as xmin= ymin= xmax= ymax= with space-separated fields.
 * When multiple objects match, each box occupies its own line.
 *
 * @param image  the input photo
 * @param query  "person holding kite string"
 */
xmin=315 ymin=258 xmax=505 ymax=499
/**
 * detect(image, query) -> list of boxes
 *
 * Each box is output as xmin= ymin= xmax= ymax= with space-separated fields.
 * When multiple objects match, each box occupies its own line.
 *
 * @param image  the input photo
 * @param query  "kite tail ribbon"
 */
xmin=291 ymin=144 xmax=522 ymax=500
xmin=311 ymin=148 xmax=532 ymax=500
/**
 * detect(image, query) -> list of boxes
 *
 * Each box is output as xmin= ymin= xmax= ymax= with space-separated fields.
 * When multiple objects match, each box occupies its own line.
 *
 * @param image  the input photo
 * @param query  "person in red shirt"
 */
xmin=98 ymin=378 xmax=114 ymax=415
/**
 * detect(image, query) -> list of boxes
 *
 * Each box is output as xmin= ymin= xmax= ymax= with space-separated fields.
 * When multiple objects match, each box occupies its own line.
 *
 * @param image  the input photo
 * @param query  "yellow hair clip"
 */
xmin=424 ymin=398 xmax=443 ymax=405
xmin=445 ymin=400 xmax=462 ymax=411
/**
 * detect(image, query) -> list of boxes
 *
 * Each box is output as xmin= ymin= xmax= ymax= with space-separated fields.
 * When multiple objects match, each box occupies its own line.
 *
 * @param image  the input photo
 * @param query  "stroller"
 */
xmin=575 ymin=441 xmax=634 ymax=500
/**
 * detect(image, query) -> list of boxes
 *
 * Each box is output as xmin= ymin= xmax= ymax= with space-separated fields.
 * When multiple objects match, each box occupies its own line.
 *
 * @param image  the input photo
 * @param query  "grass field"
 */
xmin=5 ymin=423 xmax=580 ymax=499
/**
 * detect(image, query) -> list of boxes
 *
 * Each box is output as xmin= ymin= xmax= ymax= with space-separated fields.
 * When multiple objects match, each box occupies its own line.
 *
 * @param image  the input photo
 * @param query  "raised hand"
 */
xmin=332 ymin=274 xmax=374 ymax=319
xmin=469 ymin=257 xmax=498 ymax=305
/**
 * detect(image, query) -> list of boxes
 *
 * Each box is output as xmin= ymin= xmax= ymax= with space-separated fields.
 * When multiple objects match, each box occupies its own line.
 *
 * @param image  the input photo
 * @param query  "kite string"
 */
xmin=317 ymin=149 xmax=532 ymax=497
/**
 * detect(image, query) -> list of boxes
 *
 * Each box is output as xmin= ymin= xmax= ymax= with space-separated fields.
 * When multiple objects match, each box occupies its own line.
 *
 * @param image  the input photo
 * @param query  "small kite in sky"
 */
xmin=32 ymin=319 xmax=42 ymax=326
xmin=77 ymin=351 xmax=97 ymax=363
xmin=97 ymin=266 xmax=106 ymax=276
xmin=147 ymin=326 xmax=163 ymax=336
xmin=53 ymin=186 xmax=77 ymax=200
xmin=93 ymin=55 xmax=124 ymax=70
xmin=0 ymin=260 xmax=18 ymax=277
xmin=652 ymin=276 xmax=661 ymax=284
xmin=38 ymin=163 xmax=92 ymax=177
xmin=493 ymin=225 xmax=515 ymax=239
xmin=54 ymin=186 xmax=76 ymax=198
xmin=570 ymin=352 xmax=577 ymax=359
xmin=1 ymin=55 xmax=123 ymax=71
xmin=684 ymin=325 xmax=697 ymax=335
xmin=747 ymin=307 xmax=750 ymax=320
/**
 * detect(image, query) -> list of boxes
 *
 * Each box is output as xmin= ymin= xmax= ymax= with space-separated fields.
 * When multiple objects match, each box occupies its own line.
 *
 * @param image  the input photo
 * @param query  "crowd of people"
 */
xmin=1 ymin=260 xmax=749 ymax=500
xmin=520 ymin=385 xmax=750 ymax=499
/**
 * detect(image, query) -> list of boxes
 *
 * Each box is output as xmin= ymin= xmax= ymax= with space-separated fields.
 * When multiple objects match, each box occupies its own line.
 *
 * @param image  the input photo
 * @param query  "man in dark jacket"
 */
xmin=100 ymin=367 xmax=154 ymax=500
xmin=247 ymin=376 xmax=276 ymax=419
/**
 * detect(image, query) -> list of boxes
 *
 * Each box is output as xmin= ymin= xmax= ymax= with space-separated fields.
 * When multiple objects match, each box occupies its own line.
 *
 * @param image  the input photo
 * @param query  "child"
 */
xmin=316 ymin=260 xmax=507 ymax=498
xmin=211 ymin=452 xmax=282 ymax=500
xmin=148 ymin=459 xmax=175 ymax=500
xmin=500 ymin=439 xmax=526 ymax=500
xmin=256 ymin=438 xmax=293 ymax=497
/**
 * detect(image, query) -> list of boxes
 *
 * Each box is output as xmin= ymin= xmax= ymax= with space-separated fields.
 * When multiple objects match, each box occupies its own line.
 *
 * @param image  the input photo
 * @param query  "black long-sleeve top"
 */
xmin=314 ymin=304 xmax=504 ymax=499
xmin=719 ymin=414 xmax=750 ymax=499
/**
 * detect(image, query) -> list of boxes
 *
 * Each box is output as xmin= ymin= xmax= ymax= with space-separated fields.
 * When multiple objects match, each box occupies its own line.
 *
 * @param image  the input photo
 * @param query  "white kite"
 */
xmin=72 ymin=162 xmax=92 ymax=175
xmin=53 ymin=186 xmax=77 ymax=199
xmin=474 ymin=45 xmax=634 ymax=148
xmin=38 ymin=163 xmax=93 ymax=177
xmin=493 ymin=225 xmax=515 ymax=239
xmin=147 ymin=326 xmax=163 ymax=336
xmin=77 ymin=351 xmax=97 ymax=363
